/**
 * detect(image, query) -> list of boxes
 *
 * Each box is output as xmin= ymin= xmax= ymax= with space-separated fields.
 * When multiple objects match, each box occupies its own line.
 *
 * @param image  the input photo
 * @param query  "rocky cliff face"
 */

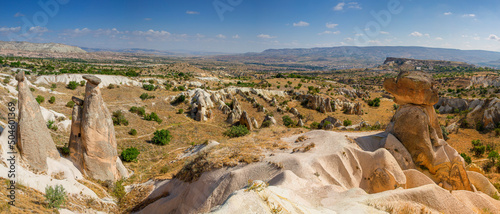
xmin=384 ymin=70 xmax=472 ymax=191
xmin=0 ymin=41 xmax=86 ymax=53
xmin=16 ymin=71 xmax=60 ymax=172
xmin=69 ymin=75 xmax=128 ymax=181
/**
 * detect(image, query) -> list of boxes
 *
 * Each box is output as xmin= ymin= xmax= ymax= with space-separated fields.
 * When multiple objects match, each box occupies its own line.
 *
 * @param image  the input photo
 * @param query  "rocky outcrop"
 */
xmin=239 ymin=111 xmax=253 ymax=131
xmin=336 ymin=88 xmax=369 ymax=98
xmin=262 ymin=115 xmax=277 ymax=126
xmin=384 ymin=70 xmax=472 ymax=191
xmin=0 ymin=41 xmax=86 ymax=53
xmin=435 ymin=97 xmax=469 ymax=114
xmin=470 ymin=75 xmax=500 ymax=88
xmin=16 ymin=71 xmax=60 ymax=172
xmin=343 ymin=102 xmax=363 ymax=115
xmin=69 ymin=75 xmax=128 ymax=181
xmin=298 ymin=94 xmax=333 ymax=113
xmin=226 ymin=98 xmax=242 ymax=124
xmin=320 ymin=116 xmax=340 ymax=129
xmin=297 ymin=119 xmax=304 ymax=127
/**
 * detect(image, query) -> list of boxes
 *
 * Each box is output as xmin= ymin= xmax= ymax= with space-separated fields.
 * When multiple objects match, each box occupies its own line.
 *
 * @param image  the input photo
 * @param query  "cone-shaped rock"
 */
xmin=69 ymin=75 xmax=128 ymax=181
xmin=16 ymin=71 xmax=60 ymax=172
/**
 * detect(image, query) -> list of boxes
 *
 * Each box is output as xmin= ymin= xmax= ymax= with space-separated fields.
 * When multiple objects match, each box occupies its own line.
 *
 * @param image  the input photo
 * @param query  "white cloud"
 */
xmin=318 ymin=30 xmax=340 ymax=35
xmin=186 ymin=10 xmax=200 ymax=15
xmin=144 ymin=18 xmax=152 ymax=21
xmin=293 ymin=21 xmax=309 ymax=27
xmin=409 ymin=31 xmax=429 ymax=38
xmin=216 ymin=34 xmax=226 ymax=39
xmin=326 ymin=23 xmax=338 ymax=29
xmin=380 ymin=31 xmax=390 ymax=35
xmin=14 ymin=12 xmax=24 ymax=17
xmin=232 ymin=34 xmax=240 ymax=39
xmin=257 ymin=34 xmax=276 ymax=39
xmin=489 ymin=34 xmax=500 ymax=41
xmin=473 ymin=36 xmax=480 ymax=41
xmin=333 ymin=2 xmax=361 ymax=11
xmin=333 ymin=2 xmax=345 ymax=11
xmin=133 ymin=29 xmax=170 ymax=39
xmin=347 ymin=2 xmax=362 ymax=10
xmin=462 ymin=14 xmax=475 ymax=18
xmin=0 ymin=26 xmax=21 ymax=34
xmin=409 ymin=31 xmax=423 ymax=37
xmin=443 ymin=12 xmax=452 ymax=15
xmin=435 ymin=37 xmax=443 ymax=40
xmin=29 ymin=26 xmax=48 ymax=34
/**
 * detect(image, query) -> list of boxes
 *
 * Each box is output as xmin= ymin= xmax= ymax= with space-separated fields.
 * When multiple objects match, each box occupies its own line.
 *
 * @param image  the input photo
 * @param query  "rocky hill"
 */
xmin=383 ymin=57 xmax=474 ymax=70
xmin=215 ymin=46 xmax=500 ymax=69
xmin=0 ymin=41 xmax=86 ymax=53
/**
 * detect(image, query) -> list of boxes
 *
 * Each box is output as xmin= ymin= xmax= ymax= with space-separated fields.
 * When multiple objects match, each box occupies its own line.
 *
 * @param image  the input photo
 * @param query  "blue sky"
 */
xmin=0 ymin=0 xmax=499 ymax=53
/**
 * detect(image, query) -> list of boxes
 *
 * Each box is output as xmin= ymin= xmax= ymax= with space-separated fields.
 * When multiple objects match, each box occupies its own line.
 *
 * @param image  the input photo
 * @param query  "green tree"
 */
xmin=152 ymin=129 xmax=172 ymax=145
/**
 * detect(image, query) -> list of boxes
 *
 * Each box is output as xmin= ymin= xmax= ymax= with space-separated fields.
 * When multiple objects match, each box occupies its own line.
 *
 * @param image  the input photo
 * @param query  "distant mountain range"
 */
xmin=2 ymin=41 xmax=500 ymax=69
xmin=0 ymin=41 xmax=86 ymax=53
xmin=214 ymin=46 xmax=500 ymax=69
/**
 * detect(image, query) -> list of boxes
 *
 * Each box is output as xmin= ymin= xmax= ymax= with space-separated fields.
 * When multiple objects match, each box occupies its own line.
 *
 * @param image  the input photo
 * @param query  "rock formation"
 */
xmin=336 ymin=88 xmax=369 ymax=98
xmin=239 ymin=111 xmax=253 ymax=131
xmin=384 ymin=70 xmax=472 ymax=191
xmin=69 ymin=75 xmax=128 ymax=181
xmin=262 ymin=115 xmax=277 ymax=126
xmin=16 ymin=71 xmax=60 ymax=172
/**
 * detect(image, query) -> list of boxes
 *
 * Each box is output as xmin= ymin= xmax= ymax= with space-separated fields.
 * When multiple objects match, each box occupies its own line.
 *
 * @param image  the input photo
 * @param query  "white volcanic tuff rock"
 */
xmin=470 ymin=75 xmax=500 ymax=88
xmin=69 ymin=75 xmax=128 ymax=181
xmin=136 ymin=131 xmax=500 ymax=214
xmin=336 ymin=87 xmax=369 ymax=98
xmin=136 ymin=131 xmax=408 ymax=214
xmin=483 ymin=98 xmax=500 ymax=129
xmin=15 ymin=71 xmax=60 ymax=172
xmin=35 ymin=74 xmax=143 ymax=87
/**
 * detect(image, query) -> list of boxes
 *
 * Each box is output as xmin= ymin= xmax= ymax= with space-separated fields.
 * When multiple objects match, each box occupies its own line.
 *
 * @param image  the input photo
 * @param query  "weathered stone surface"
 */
xmin=384 ymin=70 xmax=439 ymax=106
xmin=239 ymin=111 xmax=253 ymax=131
xmin=336 ymin=88 xmax=369 ymax=98
xmin=16 ymin=71 xmax=60 ymax=172
xmin=263 ymin=115 xmax=277 ymax=126
xmin=251 ymin=117 xmax=259 ymax=129
xmin=289 ymin=107 xmax=299 ymax=116
xmin=69 ymin=75 xmax=128 ymax=181
xmin=384 ymin=133 xmax=415 ymax=170
xmin=467 ymin=171 xmax=500 ymax=198
xmin=297 ymin=118 xmax=304 ymax=127
xmin=385 ymin=70 xmax=472 ymax=191
xmin=320 ymin=116 xmax=340 ymax=128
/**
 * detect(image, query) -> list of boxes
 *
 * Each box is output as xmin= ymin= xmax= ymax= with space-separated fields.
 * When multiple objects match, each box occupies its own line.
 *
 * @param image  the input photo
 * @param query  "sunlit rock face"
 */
xmin=385 ymin=70 xmax=472 ymax=191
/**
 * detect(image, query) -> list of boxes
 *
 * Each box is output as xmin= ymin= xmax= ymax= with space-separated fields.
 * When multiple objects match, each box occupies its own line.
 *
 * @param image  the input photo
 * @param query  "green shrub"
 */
xmin=367 ymin=98 xmax=381 ymax=107
xmin=113 ymin=180 xmax=125 ymax=202
xmin=67 ymin=81 xmax=78 ymax=90
xmin=177 ymin=109 xmax=184 ymax=114
xmin=48 ymin=96 xmax=55 ymax=104
xmin=129 ymin=106 xmax=146 ymax=116
xmin=224 ymin=125 xmax=249 ymax=138
xmin=343 ymin=119 xmax=352 ymax=126
xmin=495 ymin=128 xmax=500 ymax=137
xmin=152 ymin=129 xmax=172 ymax=145
xmin=143 ymin=84 xmax=155 ymax=91
xmin=323 ymin=121 xmax=332 ymax=129
xmin=282 ymin=115 xmax=295 ymax=127
xmin=476 ymin=121 xmax=484 ymax=131
xmin=471 ymin=140 xmax=486 ymax=157
xmin=140 ymin=93 xmax=155 ymax=100
xmin=47 ymin=120 xmax=58 ymax=131
xmin=30 ymin=87 xmax=36 ymax=92
xmin=79 ymin=80 xmax=86 ymax=86
xmin=177 ymin=85 xmax=186 ymax=91
xmin=441 ymin=126 xmax=449 ymax=140
xmin=488 ymin=151 xmax=500 ymax=163
xmin=129 ymin=129 xmax=137 ymax=136
xmin=66 ymin=100 xmax=75 ymax=108
xmin=50 ymin=83 xmax=57 ymax=89
xmin=144 ymin=112 xmax=162 ymax=124
xmin=171 ymin=95 xmax=186 ymax=104
xmin=107 ymin=84 xmax=115 ymax=89
xmin=460 ymin=153 xmax=472 ymax=165
xmin=261 ymin=120 xmax=272 ymax=128
xmin=36 ymin=95 xmax=45 ymax=104
xmin=393 ymin=104 xmax=399 ymax=110
xmin=121 ymin=147 xmax=140 ymax=162
xmin=45 ymin=185 xmax=67 ymax=209
xmin=310 ymin=122 xmax=320 ymax=129
xmin=60 ymin=146 xmax=70 ymax=156
xmin=112 ymin=110 xmax=129 ymax=126
xmin=3 ymin=77 xmax=10 ymax=84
